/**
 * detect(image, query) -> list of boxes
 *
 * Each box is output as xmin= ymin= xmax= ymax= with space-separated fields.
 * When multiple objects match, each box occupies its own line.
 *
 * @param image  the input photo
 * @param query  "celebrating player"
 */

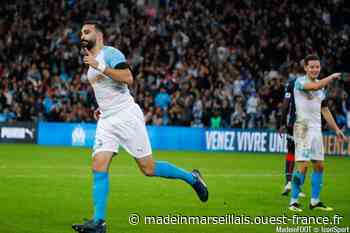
xmin=72 ymin=20 xmax=208 ymax=233
xmin=288 ymin=55 xmax=347 ymax=212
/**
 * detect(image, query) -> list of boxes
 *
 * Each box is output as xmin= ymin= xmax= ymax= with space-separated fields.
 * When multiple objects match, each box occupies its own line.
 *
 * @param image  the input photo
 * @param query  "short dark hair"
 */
xmin=83 ymin=19 xmax=104 ymax=34
xmin=304 ymin=54 xmax=320 ymax=66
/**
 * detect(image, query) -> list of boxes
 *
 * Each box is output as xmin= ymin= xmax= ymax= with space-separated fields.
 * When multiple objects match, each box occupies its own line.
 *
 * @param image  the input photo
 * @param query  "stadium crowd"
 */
xmin=0 ymin=0 xmax=350 ymax=130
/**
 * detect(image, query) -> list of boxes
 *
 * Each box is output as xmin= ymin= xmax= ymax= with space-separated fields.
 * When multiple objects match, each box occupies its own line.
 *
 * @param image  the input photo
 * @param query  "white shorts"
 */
xmin=294 ymin=122 xmax=324 ymax=161
xmin=93 ymin=103 xmax=152 ymax=158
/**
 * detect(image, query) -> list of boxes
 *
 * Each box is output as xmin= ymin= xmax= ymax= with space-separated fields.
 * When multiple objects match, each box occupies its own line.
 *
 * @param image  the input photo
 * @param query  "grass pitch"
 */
xmin=0 ymin=144 xmax=349 ymax=233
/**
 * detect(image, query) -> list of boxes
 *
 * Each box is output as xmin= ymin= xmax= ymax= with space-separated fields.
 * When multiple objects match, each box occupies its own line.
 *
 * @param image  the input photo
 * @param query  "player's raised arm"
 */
xmin=302 ymin=73 xmax=341 ymax=91
xmin=102 ymin=64 xmax=133 ymax=85
xmin=296 ymin=54 xmax=341 ymax=91
xmin=83 ymin=48 xmax=133 ymax=85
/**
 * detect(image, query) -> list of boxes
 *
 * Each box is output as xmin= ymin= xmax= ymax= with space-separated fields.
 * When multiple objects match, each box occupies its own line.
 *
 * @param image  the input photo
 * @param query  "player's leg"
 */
xmin=121 ymin=104 xmax=208 ymax=202
xmin=135 ymin=155 xmax=194 ymax=183
xmin=283 ymin=138 xmax=307 ymax=197
xmin=285 ymin=127 xmax=295 ymax=183
xmin=284 ymin=151 xmax=295 ymax=184
xmin=282 ymin=129 xmax=295 ymax=195
xmin=135 ymin=154 xmax=208 ymax=202
xmin=309 ymin=160 xmax=328 ymax=208
xmin=289 ymin=161 xmax=307 ymax=211
xmin=289 ymin=122 xmax=309 ymax=211
xmin=92 ymin=152 xmax=114 ymax=222
xmin=73 ymin=117 xmax=119 ymax=233
xmin=309 ymin=133 xmax=333 ymax=211
xmin=309 ymin=161 xmax=332 ymax=211
xmin=72 ymin=151 xmax=113 ymax=233
xmin=282 ymin=154 xmax=295 ymax=195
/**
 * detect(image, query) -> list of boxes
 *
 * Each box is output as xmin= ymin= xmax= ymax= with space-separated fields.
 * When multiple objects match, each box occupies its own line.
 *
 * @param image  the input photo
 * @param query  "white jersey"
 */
xmin=293 ymin=75 xmax=326 ymax=129
xmin=87 ymin=46 xmax=134 ymax=117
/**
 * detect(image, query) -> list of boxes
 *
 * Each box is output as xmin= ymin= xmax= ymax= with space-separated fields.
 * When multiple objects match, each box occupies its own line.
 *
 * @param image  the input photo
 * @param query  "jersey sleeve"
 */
xmin=103 ymin=47 xmax=126 ymax=68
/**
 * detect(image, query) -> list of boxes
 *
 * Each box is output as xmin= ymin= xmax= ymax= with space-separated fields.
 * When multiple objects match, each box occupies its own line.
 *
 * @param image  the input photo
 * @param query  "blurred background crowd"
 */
xmin=0 ymin=0 xmax=350 ymax=130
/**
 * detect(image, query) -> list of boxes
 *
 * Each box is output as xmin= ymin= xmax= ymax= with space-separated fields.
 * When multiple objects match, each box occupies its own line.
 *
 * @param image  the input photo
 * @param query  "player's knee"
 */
xmin=93 ymin=162 xmax=105 ymax=172
xmin=139 ymin=161 xmax=155 ymax=176
xmin=296 ymin=161 xmax=307 ymax=171
xmin=314 ymin=163 xmax=324 ymax=172
xmin=136 ymin=155 xmax=155 ymax=176
xmin=141 ymin=166 xmax=154 ymax=176
xmin=92 ymin=158 xmax=108 ymax=172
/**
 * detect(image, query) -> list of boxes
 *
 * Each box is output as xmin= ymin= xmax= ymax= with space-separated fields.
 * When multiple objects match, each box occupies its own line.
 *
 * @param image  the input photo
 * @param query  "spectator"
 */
xmin=210 ymin=109 xmax=222 ymax=129
xmin=0 ymin=0 xmax=349 ymax=130
xmin=230 ymin=103 xmax=246 ymax=129
xmin=154 ymin=85 xmax=171 ymax=109
xmin=220 ymin=99 xmax=232 ymax=128
xmin=246 ymin=92 xmax=258 ymax=129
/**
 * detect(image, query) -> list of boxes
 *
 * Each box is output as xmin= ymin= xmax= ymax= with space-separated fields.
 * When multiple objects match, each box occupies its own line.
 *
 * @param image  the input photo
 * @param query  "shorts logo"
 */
xmin=137 ymin=147 xmax=144 ymax=152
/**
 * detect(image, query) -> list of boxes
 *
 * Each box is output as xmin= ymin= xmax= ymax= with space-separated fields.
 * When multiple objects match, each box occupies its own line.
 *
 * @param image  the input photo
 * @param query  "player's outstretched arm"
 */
xmin=321 ymin=107 xmax=347 ymax=142
xmin=303 ymin=73 xmax=341 ymax=91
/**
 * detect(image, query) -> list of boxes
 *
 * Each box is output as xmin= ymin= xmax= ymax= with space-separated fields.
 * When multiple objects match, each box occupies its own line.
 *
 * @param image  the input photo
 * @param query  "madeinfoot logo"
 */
xmin=72 ymin=125 xmax=86 ymax=146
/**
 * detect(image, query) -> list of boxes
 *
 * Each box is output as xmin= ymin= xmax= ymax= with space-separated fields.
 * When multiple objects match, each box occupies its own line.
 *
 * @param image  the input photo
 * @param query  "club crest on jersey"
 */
xmin=306 ymin=92 xmax=314 ymax=100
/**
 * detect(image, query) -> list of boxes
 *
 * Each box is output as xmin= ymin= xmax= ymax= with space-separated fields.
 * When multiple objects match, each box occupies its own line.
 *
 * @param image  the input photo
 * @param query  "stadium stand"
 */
xmin=0 ymin=0 xmax=349 ymax=130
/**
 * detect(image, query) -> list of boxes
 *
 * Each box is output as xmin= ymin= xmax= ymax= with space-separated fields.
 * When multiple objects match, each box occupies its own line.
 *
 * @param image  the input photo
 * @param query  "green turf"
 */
xmin=0 ymin=144 xmax=349 ymax=233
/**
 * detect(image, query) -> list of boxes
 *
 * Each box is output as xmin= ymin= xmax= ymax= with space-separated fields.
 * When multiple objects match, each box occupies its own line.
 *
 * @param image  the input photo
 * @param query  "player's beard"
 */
xmin=80 ymin=39 xmax=95 ymax=50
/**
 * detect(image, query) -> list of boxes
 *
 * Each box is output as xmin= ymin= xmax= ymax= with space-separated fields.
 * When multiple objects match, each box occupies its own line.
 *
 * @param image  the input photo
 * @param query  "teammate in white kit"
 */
xmin=288 ymin=55 xmax=347 ymax=212
xmin=72 ymin=21 xmax=208 ymax=233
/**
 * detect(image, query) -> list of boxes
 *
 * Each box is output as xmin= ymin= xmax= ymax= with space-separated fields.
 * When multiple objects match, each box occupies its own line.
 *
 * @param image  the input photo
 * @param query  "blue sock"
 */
xmin=93 ymin=171 xmax=109 ymax=222
xmin=291 ymin=171 xmax=305 ymax=200
xmin=311 ymin=171 xmax=323 ymax=200
xmin=154 ymin=161 xmax=195 ymax=185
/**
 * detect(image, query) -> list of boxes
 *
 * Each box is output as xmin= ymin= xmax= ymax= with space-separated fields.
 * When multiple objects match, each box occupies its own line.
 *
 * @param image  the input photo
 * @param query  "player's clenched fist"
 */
xmin=83 ymin=48 xmax=104 ymax=71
